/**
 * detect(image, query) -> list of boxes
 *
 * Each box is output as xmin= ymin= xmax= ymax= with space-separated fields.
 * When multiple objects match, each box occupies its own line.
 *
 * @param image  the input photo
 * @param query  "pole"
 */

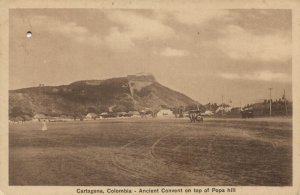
xmin=221 ymin=95 xmax=224 ymax=116
xmin=284 ymin=89 xmax=288 ymax=116
xmin=269 ymin=88 xmax=272 ymax=117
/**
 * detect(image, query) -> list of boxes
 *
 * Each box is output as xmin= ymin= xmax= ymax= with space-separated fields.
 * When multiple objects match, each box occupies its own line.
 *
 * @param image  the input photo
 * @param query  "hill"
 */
xmin=9 ymin=74 xmax=199 ymax=118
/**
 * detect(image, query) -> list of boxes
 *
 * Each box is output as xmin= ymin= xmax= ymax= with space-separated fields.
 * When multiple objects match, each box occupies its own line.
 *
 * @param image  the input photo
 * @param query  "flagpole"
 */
xmin=221 ymin=95 xmax=224 ymax=116
xmin=269 ymin=88 xmax=272 ymax=117
xmin=284 ymin=89 xmax=288 ymax=116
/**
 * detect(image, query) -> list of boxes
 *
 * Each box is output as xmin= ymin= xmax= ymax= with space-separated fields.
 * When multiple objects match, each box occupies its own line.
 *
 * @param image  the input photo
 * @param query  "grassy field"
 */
xmin=9 ymin=117 xmax=292 ymax=186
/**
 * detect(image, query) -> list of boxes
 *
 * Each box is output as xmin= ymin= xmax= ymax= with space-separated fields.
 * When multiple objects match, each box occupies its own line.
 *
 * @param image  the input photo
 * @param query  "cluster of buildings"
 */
xmin=10 ymin=108 xmax=179 ymax=123
xmin=85 ymin=108 xmax=179 ymax=120
xmin=10 ymin=105 xmax=246 ymax=123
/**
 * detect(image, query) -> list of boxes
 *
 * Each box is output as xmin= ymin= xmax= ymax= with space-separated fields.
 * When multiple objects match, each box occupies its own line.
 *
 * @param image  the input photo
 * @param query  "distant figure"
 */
xmin=42 ymin=121 xmax=47 ymax=131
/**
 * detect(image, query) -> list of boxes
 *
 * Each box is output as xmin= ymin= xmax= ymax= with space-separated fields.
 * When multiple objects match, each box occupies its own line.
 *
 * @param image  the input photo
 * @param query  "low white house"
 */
xmin=33 ymin=113 xmax=48 ymax=122
xmin=85 ymin=113 xmax=97 ymax=120
xmin=216 ymin=106 xmax=232 ymax=113
xmin=100 ymin=112 xmax=108 ymax=116
xmin=128 ymin=111 xmax=141 ymax=118
xmin=202 ymin=110 xmax=214 ymax=116
xmin=156 ymin=109 xmax=174 ymax=117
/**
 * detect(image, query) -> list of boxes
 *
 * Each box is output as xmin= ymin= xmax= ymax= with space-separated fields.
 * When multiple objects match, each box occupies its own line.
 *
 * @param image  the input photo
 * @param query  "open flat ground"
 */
xmin=9 ymin=117 xmax=292 ymax=186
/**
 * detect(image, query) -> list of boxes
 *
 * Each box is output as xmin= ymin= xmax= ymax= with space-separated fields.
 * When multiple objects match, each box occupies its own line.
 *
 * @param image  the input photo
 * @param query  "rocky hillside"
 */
xmin=9 ymin=74 xmax=199 ymax=118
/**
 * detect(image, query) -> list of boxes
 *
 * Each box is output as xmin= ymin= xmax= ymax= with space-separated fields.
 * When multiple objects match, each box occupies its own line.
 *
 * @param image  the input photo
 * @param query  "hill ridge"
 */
xmin=9 ymin=74 xmax=199 ymax=118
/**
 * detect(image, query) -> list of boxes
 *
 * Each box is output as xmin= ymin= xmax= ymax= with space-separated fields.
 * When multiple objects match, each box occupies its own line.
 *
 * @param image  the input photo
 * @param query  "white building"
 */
xmin=202 ymin=110 xmax=214 ymax=116
xmin=216 ymin=106 xmax=232 ymax=113
xmin=33 ymin=113 xmax=48 ymax=122
xmin=156 ymin=109 xmax=174 ymax=117
xmin=128 ymin=111 xmax=141 ymax=118
xmin=85 ymin=113 xmax=97 ymax=120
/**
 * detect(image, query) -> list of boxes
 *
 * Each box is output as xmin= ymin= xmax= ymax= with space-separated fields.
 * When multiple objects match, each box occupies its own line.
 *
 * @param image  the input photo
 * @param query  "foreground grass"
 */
xmin=9 ymin=118 xmax=292 ymax=186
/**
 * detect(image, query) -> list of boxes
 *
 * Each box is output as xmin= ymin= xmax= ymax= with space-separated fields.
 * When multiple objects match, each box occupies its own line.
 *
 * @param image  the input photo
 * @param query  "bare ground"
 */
xmin=9 ymin=118 xmax=292 ymax=186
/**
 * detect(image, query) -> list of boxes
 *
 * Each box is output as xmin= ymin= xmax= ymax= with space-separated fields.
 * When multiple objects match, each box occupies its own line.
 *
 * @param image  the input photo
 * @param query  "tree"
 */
xmin=10 ymin=106 xmax=24 ymax=118
xmin=87 ymin=106 xmax=96 ymax=113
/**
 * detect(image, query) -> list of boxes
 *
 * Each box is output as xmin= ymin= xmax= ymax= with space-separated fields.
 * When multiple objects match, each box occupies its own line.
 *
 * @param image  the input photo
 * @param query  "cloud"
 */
xmin=105 ymin=27 xmax=135 ymax=51
xmin=55 ymin=21 xmax=88 ymax=36
xmin=22 ymin=11 xmax=176 ymax=52
xmin=219 ymin=73 xmax=242 ymax=80
xmin=51 ymin=20 xmax=102 ymax=46
xmin=28 ymin=15 xmax=102 ymax=46
xmin=213 ymin=25 xmax=291 ymax=62
xmin=104 ymin=11 xmax=175 ymax=51
xmin=160 ymin=47 xmax=189 ymax=57
xmin=172 ymin=9 xmax=232 ymax=26
xmin=219 ymin=71 xmax=291 ymax=83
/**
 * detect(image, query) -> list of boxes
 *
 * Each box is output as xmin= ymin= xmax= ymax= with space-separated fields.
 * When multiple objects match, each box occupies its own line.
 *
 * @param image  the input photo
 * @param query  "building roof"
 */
xmin=33 ymin=113 xmax=47 ymax=119
xmin=117 ymin=112 xmax=127 ymax=115
xmin=86 ymin=113 xmax=97 ymax=116
xmin=128 ymin=111 xmax=140 ymax=115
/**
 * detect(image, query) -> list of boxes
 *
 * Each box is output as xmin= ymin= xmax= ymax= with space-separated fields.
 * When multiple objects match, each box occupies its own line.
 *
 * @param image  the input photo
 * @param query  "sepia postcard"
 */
xmin=0 ymin=0 xmax=300 ymax=195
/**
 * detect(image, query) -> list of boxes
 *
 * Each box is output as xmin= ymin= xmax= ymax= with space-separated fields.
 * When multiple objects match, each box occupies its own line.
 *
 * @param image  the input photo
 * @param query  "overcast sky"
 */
xmin=9 ymin=9 xmax=292 ymax=106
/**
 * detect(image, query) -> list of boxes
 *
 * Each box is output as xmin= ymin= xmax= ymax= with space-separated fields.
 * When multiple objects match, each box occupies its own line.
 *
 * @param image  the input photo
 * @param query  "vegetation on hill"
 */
xmin=9 ymin=75 xmax=199 ymax=119
xmin=244 ymin=99 xmax=292 ymax=117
